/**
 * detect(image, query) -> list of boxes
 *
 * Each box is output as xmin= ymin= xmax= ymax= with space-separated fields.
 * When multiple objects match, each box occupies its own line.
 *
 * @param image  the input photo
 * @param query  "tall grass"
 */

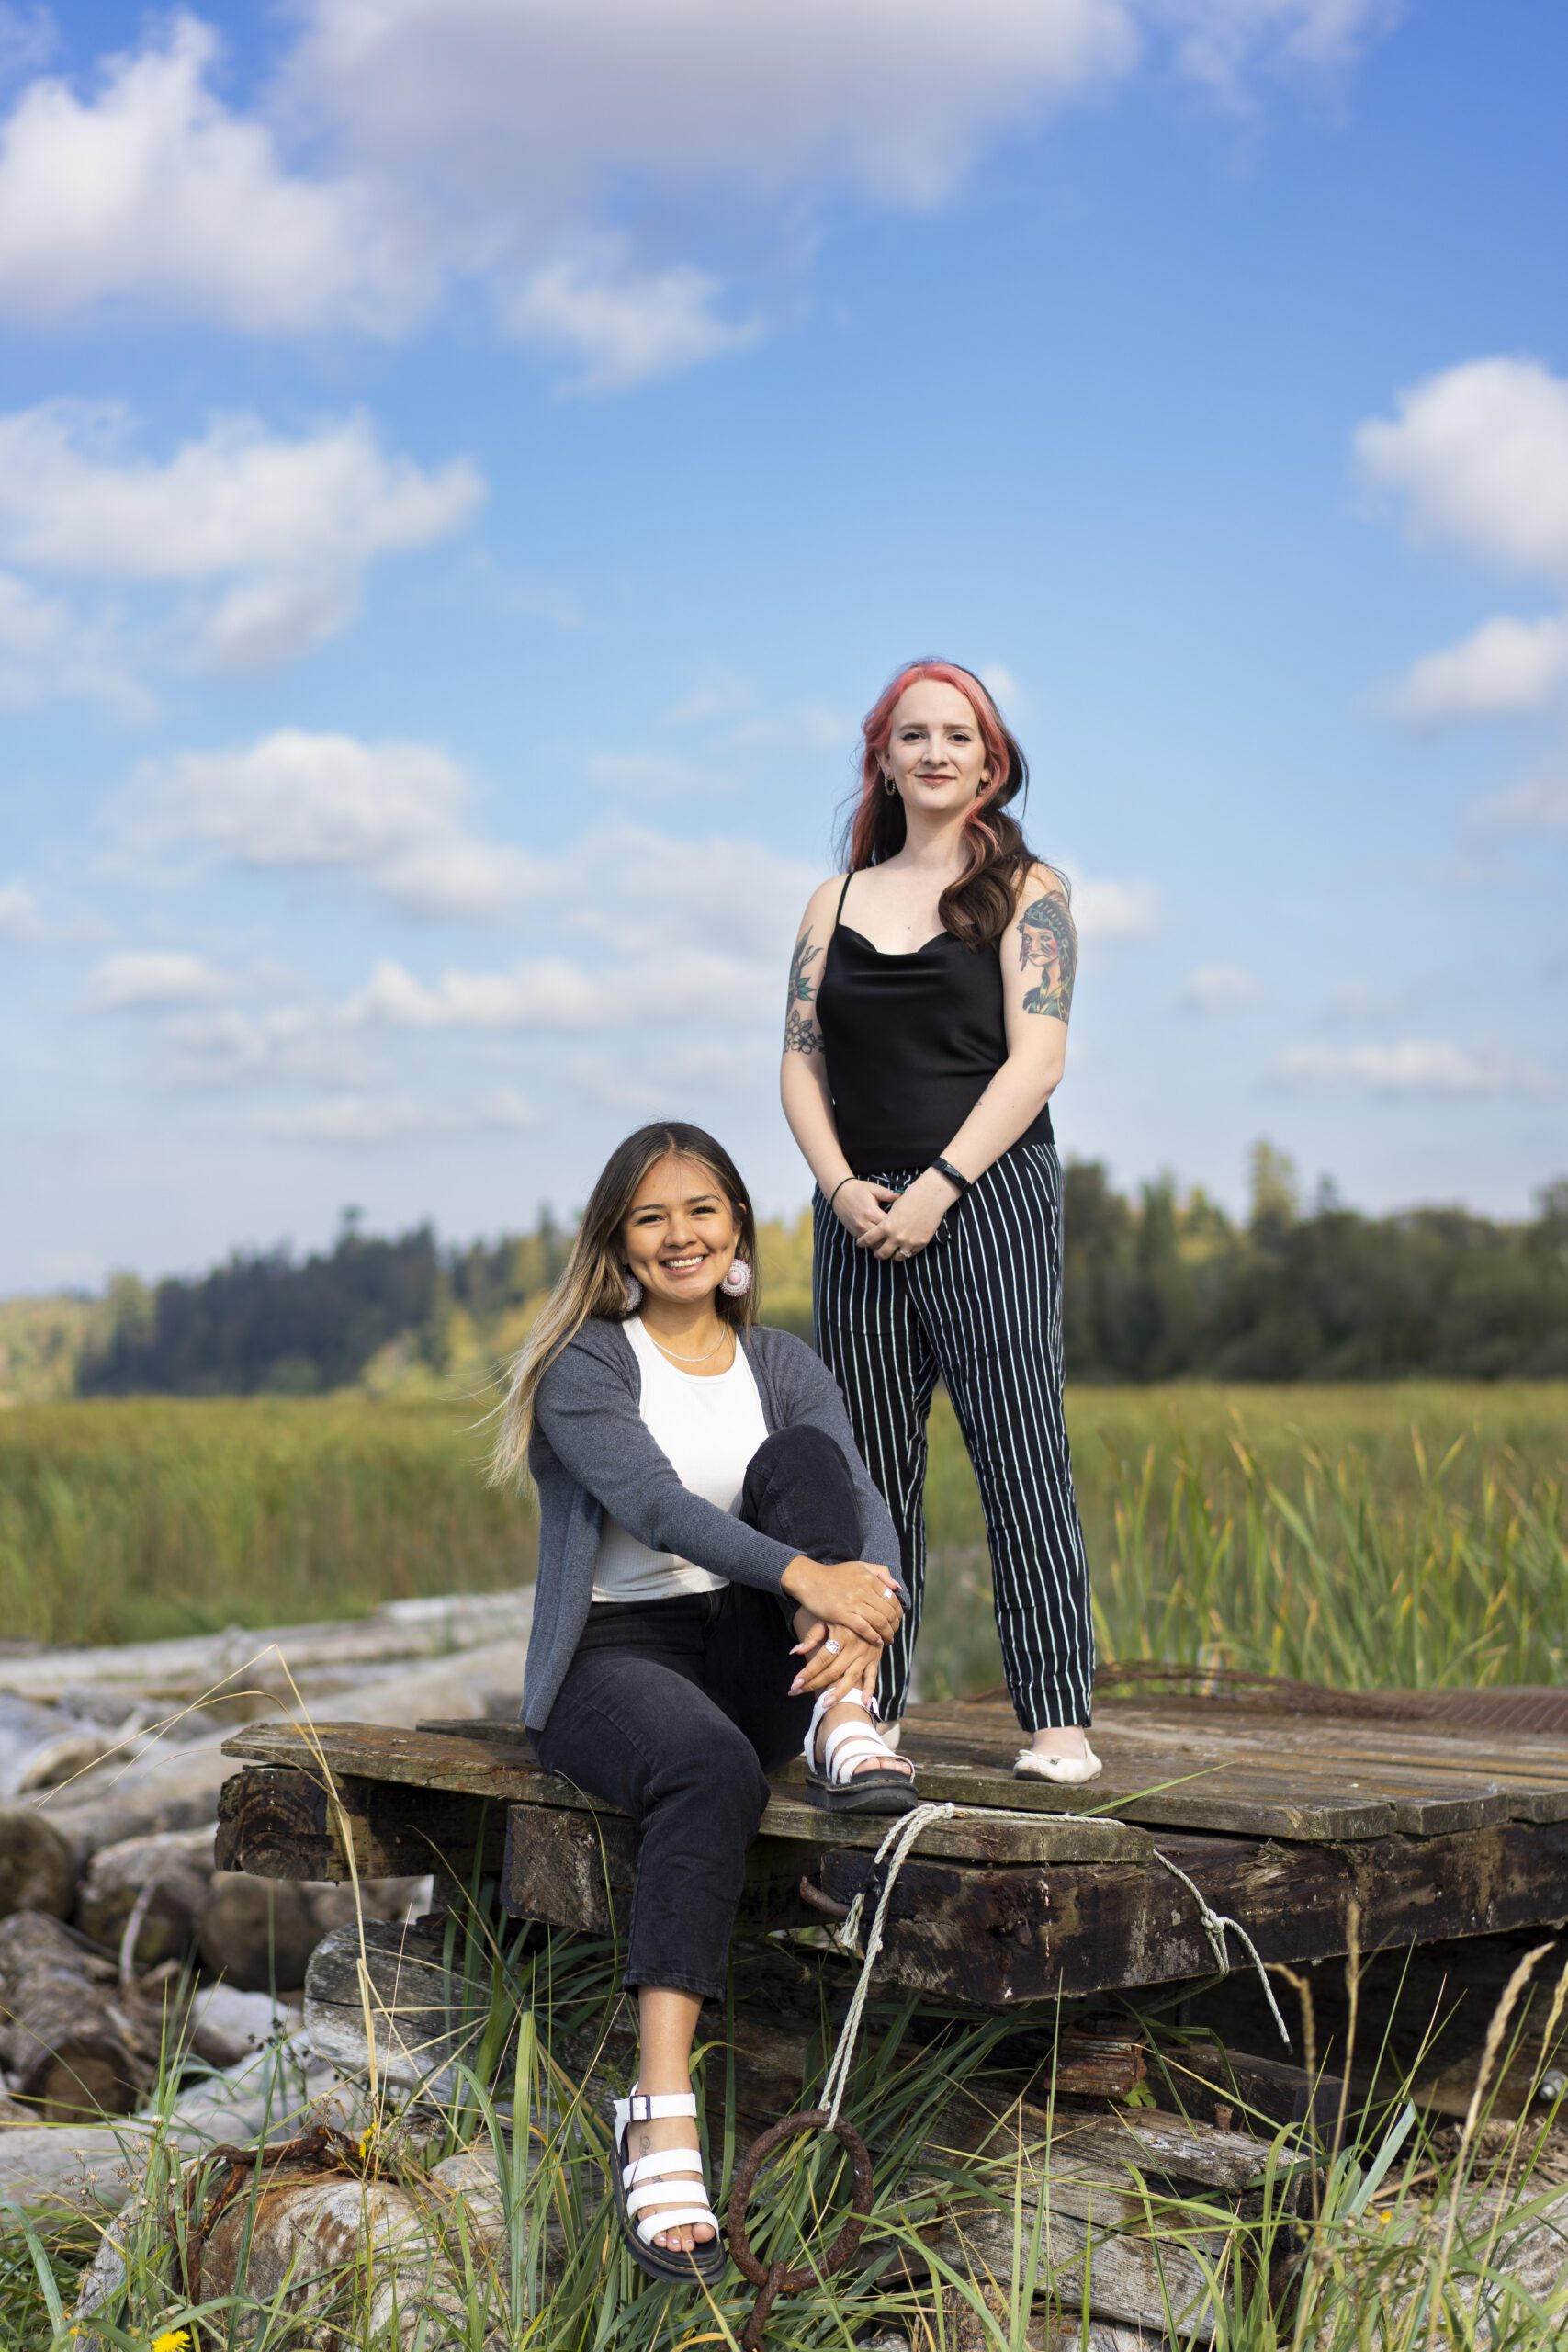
xmin=0 ymin=1397 xmax=533 ymax=1646
xmin=9 ymin=1914 xmax=1568 ymax=2349
xmin=2 ymin=1385 xmax=1564 ymax=1674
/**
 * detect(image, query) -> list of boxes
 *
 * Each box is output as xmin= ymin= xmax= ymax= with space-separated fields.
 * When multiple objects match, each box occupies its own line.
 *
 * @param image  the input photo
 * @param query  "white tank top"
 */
xmin=591 ymin=1317 xmax=770 ymax=1603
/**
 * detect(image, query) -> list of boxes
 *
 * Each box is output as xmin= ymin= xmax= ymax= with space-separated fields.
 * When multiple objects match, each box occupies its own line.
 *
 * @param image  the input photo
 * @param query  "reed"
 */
xmin=2 ymin=1387 xmax=1564 ymax=1679
xmin=7 ymin=1916 xmax=1567 ymax=2349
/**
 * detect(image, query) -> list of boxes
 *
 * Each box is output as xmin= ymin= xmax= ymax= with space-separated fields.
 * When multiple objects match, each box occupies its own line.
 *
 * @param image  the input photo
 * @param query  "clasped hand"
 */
xmin=781 ymin=1554 xmax=905 ymax=1703
xmin=834 ymin=1169 xmax=955 ymax=1261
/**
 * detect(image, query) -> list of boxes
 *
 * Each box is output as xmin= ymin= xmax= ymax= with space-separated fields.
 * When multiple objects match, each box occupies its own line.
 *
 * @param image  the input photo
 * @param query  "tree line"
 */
xmin=76 ymin=1149 xmax=1568 ymax=1396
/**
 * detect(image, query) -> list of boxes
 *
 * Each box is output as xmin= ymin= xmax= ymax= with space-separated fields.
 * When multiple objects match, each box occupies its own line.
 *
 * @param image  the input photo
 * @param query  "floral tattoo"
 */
xmin=1017 ymin=890 xmax=1077 ymax=1022
xmin=784 ymin=928 xmax=824 ymax=1055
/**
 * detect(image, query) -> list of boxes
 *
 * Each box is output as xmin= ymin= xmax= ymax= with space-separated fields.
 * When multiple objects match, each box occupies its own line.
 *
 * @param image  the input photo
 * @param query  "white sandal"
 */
xmin=609 ymin=2087 xmax=725 ymax=2285
xmin=1013 ymin=1740 xmax=1102 ymax=1786
xmin=803 ymin=1687 xmax=919 ymax=1815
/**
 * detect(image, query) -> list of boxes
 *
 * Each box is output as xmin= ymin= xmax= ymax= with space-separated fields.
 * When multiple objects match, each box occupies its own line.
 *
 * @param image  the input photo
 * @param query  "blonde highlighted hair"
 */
xmin=489 ymin=1120 xmax=760 ymax=1489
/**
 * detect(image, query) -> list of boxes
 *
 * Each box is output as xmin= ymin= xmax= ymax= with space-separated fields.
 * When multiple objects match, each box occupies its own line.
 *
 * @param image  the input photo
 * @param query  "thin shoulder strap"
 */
xmin=833 ymin=869 xmax=853 ymax=925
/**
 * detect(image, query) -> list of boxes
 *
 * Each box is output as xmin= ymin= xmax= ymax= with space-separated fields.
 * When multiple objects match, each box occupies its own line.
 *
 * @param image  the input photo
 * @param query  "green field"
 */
xmin=2 ymin=1384 xmax=1563 ymax=1691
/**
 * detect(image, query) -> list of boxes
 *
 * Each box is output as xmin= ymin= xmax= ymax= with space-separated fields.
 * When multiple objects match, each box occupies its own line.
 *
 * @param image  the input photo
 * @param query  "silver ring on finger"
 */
xmin=823 ymin=1637 xmax=841 ymax=1656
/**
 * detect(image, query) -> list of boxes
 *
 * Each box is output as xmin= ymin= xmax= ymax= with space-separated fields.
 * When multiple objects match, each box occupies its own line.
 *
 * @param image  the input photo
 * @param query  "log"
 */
xmin=0 ymin=1691 xmax=113 ymax=1798
xmin=40 ymin=1640 xmax=528 ymax=1867
xmin=0 ymin=1912 xmax=147 ymax=2119
xmin=918 ymin=2182 xmax=1228 ymax=2343
xmin=75 ymin=1825 xmax=216 ymax=1966
xmin=73 ymin=2131 xmax=513 ymax=2347
xmin=0 ymin=2033 xmax=332 ymax=2230
xmin=5 ymin=1589 xmax=533 ymax=1705
xmin=185 ymin=1983 xmax=299 ymax=2071
xmin=0 ymin=1804 xmax=75 ymax=1919
xmin=199 ymin=1871 xmax=431 ymax=1994
xmin=305 ymin=1919 xmax=492 ymax=2098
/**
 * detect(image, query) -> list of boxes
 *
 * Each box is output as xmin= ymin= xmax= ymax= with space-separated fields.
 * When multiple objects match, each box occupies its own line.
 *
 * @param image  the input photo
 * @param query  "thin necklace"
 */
xmin=643 ymin=1318 xmax=732 ymax=1366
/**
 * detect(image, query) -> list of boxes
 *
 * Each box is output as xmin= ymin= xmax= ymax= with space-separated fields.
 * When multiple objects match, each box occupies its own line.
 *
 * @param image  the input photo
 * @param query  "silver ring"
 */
xmin=823 ymin=1637 xmax=841 ymax=1657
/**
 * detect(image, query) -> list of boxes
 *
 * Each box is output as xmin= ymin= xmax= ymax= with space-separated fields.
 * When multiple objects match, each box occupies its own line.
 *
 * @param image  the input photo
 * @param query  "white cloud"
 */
xmin=1181 ymin=961 xmax=1262 ymax=1012
xmin=1277 ymin=1039 xmax=1557 ymax=1097
xmin=1072 ymin=876 xmax=1164 ymax=938
xmin=1472 ymin=756 xmax=1568 ymax=837
xmin=81 ymin=949 xmax=235 ymax=1011
xmin=979 ymin=662 xmax=1028 ymax=715
xmin=0 ymin=877 xmax=43 ymax=939
xmin=162 ymin=1001 xmax=373 ymax=1091
xmin=0 ymin=401 xmax=482 ymax=674
xmin=0 ymin=15 xmax=415 ymax=333
xmin=1356 ymin=358 xmax=1568 ymax=583
xmin=1387 ymin=611 xmax=1568 ymax=727
xmin=348 ymin=944 xmax=779 ymax=1034
xmin=0 ymin=5 xmax=1401 ymax=386
xmin=116 ymin=729 xmax=541 ymax=918
xmin=586 ymin=752 xmax=737 ymax=798
xmin=257 ymin=1086 xmax=537 ymax=1143
xmin=1149 ymin=0 xmax=1403 ymax=95
xmin=503 ymin=250 xmax=761 ymax=395
xmin=0 ymin=566 xmax=144 ymax=710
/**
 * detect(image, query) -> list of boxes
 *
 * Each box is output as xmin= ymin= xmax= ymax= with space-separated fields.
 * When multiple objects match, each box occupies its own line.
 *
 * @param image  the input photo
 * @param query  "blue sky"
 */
xmin=2 ymin=0 xmax=1564 ymax=1292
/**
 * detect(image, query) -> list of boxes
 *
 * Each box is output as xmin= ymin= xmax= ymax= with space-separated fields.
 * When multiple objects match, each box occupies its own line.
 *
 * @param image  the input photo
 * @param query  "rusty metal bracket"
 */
xmin=726 ymin=2106 xmax=875 ymax=2350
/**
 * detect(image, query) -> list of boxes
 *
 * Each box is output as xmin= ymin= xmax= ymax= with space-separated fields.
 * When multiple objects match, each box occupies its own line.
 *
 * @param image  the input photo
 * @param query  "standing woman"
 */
xmin=780 ymin=660 xmax=1099 ymax=1783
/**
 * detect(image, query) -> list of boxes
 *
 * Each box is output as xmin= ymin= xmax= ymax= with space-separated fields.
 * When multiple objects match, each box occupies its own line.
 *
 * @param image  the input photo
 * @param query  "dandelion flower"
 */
xmin=152 ymin=2330 xmax=193 ymax=2352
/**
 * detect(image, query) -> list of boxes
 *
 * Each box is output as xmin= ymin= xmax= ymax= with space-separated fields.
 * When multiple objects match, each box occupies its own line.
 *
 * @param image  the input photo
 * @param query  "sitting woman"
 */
xmin=491 ymin=1119 xmax=916 ymax=2287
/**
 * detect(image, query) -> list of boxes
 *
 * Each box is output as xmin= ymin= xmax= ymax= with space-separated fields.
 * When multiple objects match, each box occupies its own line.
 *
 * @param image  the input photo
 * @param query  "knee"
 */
xmin=744 ymin=1424 xmax=854 ymax=1516
xmin=649 ymin=1716 xmax=768 ymax=1830
xmin=751 ymin=1425 xmax=846 ymax=1479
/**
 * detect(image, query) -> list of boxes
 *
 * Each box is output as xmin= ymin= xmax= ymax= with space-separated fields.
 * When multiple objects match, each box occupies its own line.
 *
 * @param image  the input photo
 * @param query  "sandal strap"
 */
xmin=820 ymin=1725 xmax=901 ymax=1782
xmin=805 ymin=1684 xmax=886 ymax=1776
xmin=635 ymin=2205 xmax=719 ymax=2244
xmin=625 ymin=2151 xmax=705 ymax=2186
xmin=617 ymin=2088 xmax=698 ymax=2125
xmin=627 ymin=2177 xmax=710 ymax=2216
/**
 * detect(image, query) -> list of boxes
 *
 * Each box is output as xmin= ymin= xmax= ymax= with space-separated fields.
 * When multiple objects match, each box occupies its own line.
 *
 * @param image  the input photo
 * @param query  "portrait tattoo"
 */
xmin=1017 ymin=890 xmax=1077 ymax=1022
xmin=784 ymin=929 xmax=824 ymax=1053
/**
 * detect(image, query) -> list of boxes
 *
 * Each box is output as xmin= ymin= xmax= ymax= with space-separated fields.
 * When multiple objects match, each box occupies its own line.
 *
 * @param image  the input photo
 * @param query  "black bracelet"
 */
xmin=826 ymin=1175 xmax=854 ymax=1210
xmin=929 ymin=1156 xmax=972 ymax=1196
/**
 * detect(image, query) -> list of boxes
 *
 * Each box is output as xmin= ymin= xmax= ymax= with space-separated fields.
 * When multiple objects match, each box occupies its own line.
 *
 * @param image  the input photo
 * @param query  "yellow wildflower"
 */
xmin=152 ymin=2331 xmax=192 ymax=2352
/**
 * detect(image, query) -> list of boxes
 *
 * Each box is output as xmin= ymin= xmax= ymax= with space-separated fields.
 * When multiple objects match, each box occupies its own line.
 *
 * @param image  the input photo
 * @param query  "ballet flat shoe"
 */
xmin=1013 ymin=1743 xmax=1102 ymax=1786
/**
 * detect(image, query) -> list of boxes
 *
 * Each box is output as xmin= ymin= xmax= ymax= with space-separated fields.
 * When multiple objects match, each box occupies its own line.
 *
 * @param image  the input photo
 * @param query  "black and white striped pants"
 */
xmin=812 ymin=1140 xmax=1095 ymax=1732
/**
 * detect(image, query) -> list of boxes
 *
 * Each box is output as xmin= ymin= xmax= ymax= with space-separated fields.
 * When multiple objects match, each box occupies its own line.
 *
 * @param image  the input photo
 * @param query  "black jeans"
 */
xmin=529 ymin=1425 xmax=863 ymax=1997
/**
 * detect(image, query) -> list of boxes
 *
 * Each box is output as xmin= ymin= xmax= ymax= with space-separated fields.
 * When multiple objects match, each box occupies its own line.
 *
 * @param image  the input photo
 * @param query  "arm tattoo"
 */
xmin=1016 ymin=889 xmax=1077 ymax=1022
xmin=789 ymin=930 xmax=821 ymax=1004
xmin=784 ymin=928 xmax=825 ymax=1054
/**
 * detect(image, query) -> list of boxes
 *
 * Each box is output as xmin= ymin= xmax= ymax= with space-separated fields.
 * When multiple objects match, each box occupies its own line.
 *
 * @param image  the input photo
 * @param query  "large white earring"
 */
xmin=719 ymin=1259 xmax=752 ymax=1297
xmin=622 ymin=1272 xmax=644 ymax=1312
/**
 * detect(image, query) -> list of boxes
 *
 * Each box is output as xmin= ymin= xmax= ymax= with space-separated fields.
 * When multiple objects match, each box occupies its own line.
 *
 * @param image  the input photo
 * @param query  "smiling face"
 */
xmin=881 ymin=676 xmax=991 ymax=815
xmin=620 ymin=1152 xmax=740 ymax=1308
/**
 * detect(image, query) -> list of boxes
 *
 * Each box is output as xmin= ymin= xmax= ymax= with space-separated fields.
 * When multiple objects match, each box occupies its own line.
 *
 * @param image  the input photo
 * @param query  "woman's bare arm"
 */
xmin=779 ymin=877 xmax=898 ymax=1243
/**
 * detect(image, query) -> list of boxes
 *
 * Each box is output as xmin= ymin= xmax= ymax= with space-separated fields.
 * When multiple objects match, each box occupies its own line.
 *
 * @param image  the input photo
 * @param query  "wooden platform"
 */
xmin=217 ymin=1691 xmax=1568 ymax=2008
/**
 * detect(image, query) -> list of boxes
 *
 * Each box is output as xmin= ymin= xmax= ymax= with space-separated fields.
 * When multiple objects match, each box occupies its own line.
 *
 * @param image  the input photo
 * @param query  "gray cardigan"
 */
xmin=522 ymin=1317 xmax=903 ymax=1730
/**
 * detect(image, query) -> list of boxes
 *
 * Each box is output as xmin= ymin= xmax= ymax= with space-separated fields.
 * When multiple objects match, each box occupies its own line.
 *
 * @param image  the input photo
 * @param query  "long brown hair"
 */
xmin=840 ymin=658 xmax=1041 ymax=951
xmin=489 ymin=1121 xmax=759 ymax=1488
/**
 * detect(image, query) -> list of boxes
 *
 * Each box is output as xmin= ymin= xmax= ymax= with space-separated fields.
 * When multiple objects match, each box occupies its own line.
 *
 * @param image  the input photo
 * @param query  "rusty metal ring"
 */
xmin=727 ymin=2106 xmax=875 ymax=2294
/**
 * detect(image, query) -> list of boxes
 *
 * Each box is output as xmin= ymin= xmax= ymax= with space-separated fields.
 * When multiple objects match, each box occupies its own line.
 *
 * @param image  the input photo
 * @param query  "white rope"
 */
xmin=821 ymin=1801 xmax=955 ymax=2126
xmin=1150 ymin=1849 xmax=1292 ymax=2047
xmin=813 ymin=1794 xmax=1291 ymax=2130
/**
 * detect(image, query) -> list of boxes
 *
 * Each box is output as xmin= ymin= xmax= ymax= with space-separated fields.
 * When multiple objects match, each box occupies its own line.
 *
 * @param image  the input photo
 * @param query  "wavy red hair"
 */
xmin=841 ymin=659 xmax=1037 ymax=952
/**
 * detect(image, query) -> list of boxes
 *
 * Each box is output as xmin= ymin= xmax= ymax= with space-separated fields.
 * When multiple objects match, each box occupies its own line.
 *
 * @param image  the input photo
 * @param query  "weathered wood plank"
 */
xmin=816 ymin=1815 xmax=1568 ymax=2004
xmin=228 ymin=1723 xmax=1147 ymax=1863
xmin=216 ymin=1762 xmax=506 ymax=1886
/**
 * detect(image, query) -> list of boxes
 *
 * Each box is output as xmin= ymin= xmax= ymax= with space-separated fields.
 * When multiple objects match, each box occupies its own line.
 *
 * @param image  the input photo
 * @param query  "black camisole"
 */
xmin=814 ymin=874 xmax=1054 ymax=1177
